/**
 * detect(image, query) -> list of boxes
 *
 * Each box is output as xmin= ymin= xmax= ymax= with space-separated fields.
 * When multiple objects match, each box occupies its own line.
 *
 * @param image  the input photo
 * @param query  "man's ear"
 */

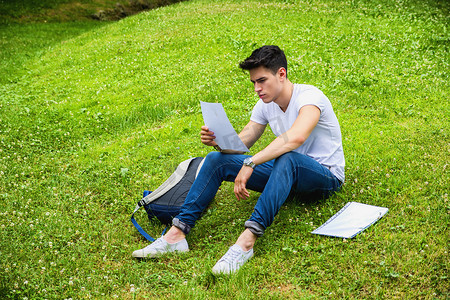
xmin=277 ymin=67 xmax=287 ymax=80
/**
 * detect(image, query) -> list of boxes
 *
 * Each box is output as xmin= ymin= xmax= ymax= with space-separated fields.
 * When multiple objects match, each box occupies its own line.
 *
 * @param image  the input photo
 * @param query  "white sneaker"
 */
xmin=212 ymin=244 xmax=253 ymax=274
xmin=132 ymin=237 xmax=189 ymax=258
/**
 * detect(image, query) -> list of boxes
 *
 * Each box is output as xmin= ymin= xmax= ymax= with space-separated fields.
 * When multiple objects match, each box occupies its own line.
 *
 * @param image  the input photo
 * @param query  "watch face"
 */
xmin=243 ymin=157 xmax=254 ymax=168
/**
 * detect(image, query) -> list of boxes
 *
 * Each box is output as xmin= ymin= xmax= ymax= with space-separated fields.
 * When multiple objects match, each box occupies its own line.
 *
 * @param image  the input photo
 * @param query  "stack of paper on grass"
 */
xmin=312 ymin=202 xmax=389 ymax=239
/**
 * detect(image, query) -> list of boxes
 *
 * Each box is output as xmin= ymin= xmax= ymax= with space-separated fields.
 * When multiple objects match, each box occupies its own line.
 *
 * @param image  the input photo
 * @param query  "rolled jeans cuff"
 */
xmin=172 ymin=218 xmax=191 ymax=235
xmin=244 ymin=220 xmax=265 ymax=237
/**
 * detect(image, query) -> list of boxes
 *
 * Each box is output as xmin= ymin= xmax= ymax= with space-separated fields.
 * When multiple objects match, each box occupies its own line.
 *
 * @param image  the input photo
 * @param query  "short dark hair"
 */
xmin=239 ymin=45 xmax=288 ymax=75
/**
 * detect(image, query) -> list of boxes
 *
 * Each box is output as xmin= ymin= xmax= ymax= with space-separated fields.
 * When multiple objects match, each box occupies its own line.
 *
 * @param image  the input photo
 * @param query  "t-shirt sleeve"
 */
xmin=297 ymin=89 xmax=326 ymax=113
xmin=250 ymin=100 xmax=268 ymax=125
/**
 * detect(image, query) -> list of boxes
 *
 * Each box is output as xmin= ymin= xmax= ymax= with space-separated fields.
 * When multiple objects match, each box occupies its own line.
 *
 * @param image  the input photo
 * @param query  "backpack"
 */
xmin=131 ymin=157 xmax=204 ymax=241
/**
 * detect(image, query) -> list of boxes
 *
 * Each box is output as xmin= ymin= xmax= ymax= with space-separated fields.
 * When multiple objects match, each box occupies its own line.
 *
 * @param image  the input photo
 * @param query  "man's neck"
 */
xmin=275 ymin=80 xmax=294 ymax=112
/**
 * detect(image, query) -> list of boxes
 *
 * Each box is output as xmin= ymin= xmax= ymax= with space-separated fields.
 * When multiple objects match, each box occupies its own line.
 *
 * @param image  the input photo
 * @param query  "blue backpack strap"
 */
xmin=130 ymin=190 xmax=156 ymax=242
xmin=131 ymin=190 xmax=168 ymax=242
xmin=131 ymin=211 xmax=155 ymax=242
xmin=131 ymin=212 xmax=168 ymax=242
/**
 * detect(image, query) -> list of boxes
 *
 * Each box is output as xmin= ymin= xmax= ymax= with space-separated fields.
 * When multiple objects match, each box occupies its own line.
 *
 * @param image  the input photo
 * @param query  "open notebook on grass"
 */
xmin=312 ymin=202 xmax=388 ymax=239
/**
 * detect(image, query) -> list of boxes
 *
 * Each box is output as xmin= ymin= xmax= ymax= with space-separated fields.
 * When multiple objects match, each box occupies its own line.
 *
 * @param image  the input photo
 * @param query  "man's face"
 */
xmin=249 ymin=66 xmax=285 ymax=104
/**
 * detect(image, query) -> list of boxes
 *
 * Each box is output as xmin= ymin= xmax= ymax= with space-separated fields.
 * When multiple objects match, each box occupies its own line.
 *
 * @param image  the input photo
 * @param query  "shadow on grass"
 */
xmin=0 ymin=21 xmax=109 ymax=85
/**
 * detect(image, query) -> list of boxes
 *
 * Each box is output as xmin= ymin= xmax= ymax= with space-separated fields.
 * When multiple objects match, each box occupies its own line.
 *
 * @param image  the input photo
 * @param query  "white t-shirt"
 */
xmin=250 ymin=84 xmax=345 ymax=182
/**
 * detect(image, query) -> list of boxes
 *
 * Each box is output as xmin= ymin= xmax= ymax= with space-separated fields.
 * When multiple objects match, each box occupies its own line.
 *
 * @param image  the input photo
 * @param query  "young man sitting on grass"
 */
xmin=132 ymin=45 xmax=345 ymax=274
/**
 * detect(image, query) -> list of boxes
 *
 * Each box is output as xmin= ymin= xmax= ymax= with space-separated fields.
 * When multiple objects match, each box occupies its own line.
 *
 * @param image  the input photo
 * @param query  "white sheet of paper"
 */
xmin=200 ymin=101 xmax=249 ymax=152
xmin=311 ymin=202 xmax=388 ymax=238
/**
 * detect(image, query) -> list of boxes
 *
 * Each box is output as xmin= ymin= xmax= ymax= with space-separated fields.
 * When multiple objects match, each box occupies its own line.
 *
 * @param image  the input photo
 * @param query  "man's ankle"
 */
xmin=235 ymin=229 xmax=257 ymax=251
xmin=163 ymin=226 xmax=186 ymax=244
xmin=235 ymin=241 xmax=253 ymax=252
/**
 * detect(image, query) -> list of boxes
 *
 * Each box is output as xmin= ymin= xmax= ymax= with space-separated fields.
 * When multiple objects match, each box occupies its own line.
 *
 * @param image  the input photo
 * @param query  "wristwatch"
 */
xmin=243 ymin=157 xmax=256 ymax=169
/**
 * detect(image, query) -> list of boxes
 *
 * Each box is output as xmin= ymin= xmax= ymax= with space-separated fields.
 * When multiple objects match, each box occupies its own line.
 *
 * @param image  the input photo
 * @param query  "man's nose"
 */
xmin=254 ymin=83 xmax=262 ymax=92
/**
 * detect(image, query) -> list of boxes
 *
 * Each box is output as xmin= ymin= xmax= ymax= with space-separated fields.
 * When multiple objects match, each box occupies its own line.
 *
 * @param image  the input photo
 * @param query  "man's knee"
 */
xmin=204 ymin=151 xmax=244 ymax=167
xmin=205 ymin=151 xmax=224 ymax=161
xmin=204 ymin=151 xmax=225 ymax=164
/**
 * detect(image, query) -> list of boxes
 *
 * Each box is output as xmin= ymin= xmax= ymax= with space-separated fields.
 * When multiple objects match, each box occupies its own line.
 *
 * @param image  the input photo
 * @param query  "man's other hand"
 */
xmin=234 ymin=165 xmax=253 ymax=200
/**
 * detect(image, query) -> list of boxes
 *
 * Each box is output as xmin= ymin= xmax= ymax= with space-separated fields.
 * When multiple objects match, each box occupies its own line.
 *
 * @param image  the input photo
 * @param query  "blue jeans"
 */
xmin=172 ymin=151 xmax=342 ymax=237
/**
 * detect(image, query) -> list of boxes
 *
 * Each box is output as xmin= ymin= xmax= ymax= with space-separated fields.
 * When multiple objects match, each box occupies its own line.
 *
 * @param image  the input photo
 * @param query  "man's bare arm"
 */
xmin=238 ymin=121 xmax=266 ymax=149
xmin=251 ymin=105 xmax=320 ymax=164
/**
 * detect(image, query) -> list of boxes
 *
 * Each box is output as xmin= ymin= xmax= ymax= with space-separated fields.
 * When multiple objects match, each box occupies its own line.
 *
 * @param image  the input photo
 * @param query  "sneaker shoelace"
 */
xmin=219 ymin=247 xmax=242 ymax=265
xmin=144 ymin=237 xmax=165 ymax=250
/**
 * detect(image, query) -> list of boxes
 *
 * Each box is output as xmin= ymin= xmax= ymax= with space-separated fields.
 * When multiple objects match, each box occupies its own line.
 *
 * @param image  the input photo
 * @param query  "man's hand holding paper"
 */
xmin=200 ymin=101 xmax=249 ymax=152
xmin=200 ymin=125 xmax=217 ymax=147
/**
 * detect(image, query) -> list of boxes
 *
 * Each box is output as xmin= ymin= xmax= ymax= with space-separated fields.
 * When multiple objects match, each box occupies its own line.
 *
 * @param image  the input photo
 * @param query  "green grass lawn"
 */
xmin=0 ymin=0 xmax=448 ymax=298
